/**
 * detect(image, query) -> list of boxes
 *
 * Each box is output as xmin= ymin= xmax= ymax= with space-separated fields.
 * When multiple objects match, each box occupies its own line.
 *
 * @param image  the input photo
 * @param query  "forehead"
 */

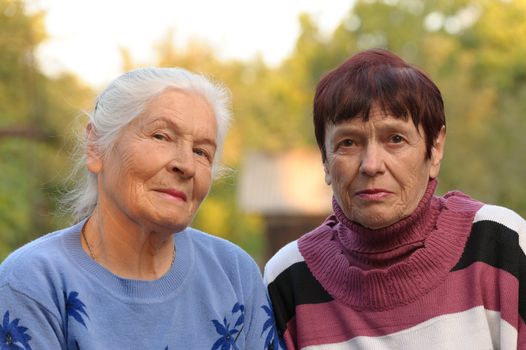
xmin=326 ymin=109 xmax=419 ymax=135
xmin=136 ymin=89 xmax=216 ymax=132
xmin=145 ymin=89 xmax=213 ymax=117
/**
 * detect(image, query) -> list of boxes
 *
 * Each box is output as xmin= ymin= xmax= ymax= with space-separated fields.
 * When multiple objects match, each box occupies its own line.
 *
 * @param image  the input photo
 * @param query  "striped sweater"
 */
xmin=264 ymin=187 xmax=526 ymax=349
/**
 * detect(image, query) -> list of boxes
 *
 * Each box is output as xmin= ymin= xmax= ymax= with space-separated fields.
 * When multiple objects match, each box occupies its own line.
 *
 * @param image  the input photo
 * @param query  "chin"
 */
xmin=168 ymin=219 xmax=192 ymax=232
xmin=356 ymin=214 xmax=394 ymax=230
xmin=148 ymin=216 xmax=191 ymax=233
xmin=364 ymin=222 xmax=392 ymax=230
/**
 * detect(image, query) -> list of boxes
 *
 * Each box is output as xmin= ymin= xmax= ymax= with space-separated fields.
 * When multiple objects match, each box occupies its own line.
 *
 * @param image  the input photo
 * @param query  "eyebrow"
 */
xmin=338 ymin=118 xmax=414 ymax=131
xmin=145 ymin=117 xmax=217 ymax=149
xmin=331 ymin=119 xmax=420 ymax=140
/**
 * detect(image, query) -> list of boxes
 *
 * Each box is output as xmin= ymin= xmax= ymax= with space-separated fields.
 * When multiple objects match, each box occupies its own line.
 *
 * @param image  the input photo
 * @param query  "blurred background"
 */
xmin=1 ymin=0 xmax=525 ymax=266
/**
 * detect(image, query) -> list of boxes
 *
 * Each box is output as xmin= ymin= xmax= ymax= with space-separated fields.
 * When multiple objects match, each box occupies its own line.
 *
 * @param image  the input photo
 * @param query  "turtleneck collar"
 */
xmin=298 ymin=180 xmax=483 ymax=311
xmin=332 ymin=179 xmax=440 ymax=269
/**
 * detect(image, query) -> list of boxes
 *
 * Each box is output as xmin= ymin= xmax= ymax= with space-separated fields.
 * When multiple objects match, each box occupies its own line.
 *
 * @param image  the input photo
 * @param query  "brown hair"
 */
xmin=313 ymin=49 xmax=445 ymax=161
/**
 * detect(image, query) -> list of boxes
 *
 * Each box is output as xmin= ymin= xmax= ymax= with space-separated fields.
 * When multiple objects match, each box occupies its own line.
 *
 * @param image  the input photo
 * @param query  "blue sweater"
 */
xmin=0 ymin=222 xmax=283 ymax=349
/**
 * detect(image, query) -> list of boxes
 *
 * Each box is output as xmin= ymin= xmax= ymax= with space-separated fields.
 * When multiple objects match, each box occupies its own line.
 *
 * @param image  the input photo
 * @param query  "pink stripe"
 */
xmin=284 ymin=262 xmax=520 ymax=348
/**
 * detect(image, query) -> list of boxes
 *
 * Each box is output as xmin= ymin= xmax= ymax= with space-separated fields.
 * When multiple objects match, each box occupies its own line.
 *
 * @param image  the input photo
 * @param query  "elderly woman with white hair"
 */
xmin=0 ymin=68 xmax=283 ymax=349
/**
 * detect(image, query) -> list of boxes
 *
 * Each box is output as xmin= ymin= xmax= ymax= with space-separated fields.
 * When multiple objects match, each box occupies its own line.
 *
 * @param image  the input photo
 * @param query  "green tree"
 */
xmin=0 ymin=0 xmax=92 ymax=259
xmin=144 ymin=0 xmax=526 ymax=261
xmin=3 ymin=0 xmax=525 ymax=261
xmin=320 ymin=0 xmax=526 ymax=215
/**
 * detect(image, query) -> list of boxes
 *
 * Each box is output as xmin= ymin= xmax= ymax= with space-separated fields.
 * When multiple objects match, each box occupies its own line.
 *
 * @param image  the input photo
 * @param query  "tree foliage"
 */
xmin=0 ymin=0 xmax=93 ymax=258
xmin=1 ymin=0 xmax=525 ymax=261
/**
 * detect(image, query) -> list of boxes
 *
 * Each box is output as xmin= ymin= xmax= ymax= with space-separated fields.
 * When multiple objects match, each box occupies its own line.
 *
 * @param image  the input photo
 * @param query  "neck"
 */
xmin=298 ymin=181 xmax=484 ymax=310
xmin=332 ymin=179 xmax=439 ymax=269
xmin=81 ymin=209 xmax=176 ymax=280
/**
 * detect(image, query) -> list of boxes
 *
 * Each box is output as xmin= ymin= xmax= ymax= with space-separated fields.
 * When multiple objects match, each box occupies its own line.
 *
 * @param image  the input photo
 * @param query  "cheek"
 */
xmin=119 ymin=151 xmax=138 ymax=173
xmin=332 ymin=172 xmax=348 ymax=191
xmin=195 ymin=170 xmax=212 ymax=200
xmin=397 ymin=163 xmax=431 ymax=204
xmin=104 ymin=151 xmax=156 ymax=201
xmin=393 ymin=154 xmax=429 ymax=183
xmin=122 ymin=146 xmax=165 ymax=180
xmin=330 ymin=160 xmax=356 ymax=188
xmin=116 ymin=153 xmax=142 ymax=188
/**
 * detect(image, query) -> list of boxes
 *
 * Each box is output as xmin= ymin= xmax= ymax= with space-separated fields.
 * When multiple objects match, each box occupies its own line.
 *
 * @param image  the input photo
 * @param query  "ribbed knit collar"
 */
xmin=333 ymin=179 xmax=439 ymax=269
xmin=63 ymin=220 xmax=192 ymax=302
xmin=299 ymin=180 xmax=483 ymax=311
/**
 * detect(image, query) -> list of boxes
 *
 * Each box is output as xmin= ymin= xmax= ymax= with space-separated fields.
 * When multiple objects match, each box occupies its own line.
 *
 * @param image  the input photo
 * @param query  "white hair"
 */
xmin=63 ymin=67 xmax=232 ymax=222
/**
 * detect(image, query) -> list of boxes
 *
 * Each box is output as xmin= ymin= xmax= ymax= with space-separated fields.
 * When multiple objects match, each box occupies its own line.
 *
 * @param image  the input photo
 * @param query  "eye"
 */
xmin=338 ymin=139 xmax=355 ymax=148
xmin=153 ymin=133 xmax=168 ymax=141
xmin=333 ymin=138 xmax=356 ymax=154
xmin=389 ymin=134 xmax=404 ymax=144
xmin=193 ymin=148 xmax=212 ymax=162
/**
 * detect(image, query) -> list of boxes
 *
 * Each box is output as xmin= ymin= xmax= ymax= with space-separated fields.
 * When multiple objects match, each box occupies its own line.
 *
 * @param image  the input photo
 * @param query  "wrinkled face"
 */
xmin=87 ymin=89 xmax=217 ymax=232
xmin=323 ymin=105 xmax=445 ymax=229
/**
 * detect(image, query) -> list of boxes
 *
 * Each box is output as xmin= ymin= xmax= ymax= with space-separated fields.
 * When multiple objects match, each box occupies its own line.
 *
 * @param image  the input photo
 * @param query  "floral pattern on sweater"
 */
xmin=0 ymin=311 xmax=32 ymax=350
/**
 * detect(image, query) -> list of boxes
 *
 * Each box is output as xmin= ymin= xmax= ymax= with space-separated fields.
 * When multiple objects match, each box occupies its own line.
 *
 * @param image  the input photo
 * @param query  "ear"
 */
xmin=86 ymin=123 xmax=103 ymax=174
xmin=429 ymin=125 xmax=446 ymax=179
xmin=323 ymin=161 xmax=332 ymax=186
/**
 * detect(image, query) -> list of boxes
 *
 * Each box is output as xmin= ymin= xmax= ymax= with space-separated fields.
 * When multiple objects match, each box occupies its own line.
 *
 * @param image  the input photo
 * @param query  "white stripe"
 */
xmin=475 ymin=204 xmax=526 ymax=255
xmin=302 ymin=306 xmax=517 ymax=350
xmin=264 ymin=240 xmax=303 ymax=285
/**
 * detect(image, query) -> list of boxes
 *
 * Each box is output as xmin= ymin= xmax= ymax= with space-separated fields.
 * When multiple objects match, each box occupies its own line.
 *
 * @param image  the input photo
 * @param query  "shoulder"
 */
xmin=452 ymin=203 xmax=526 ymax=281
xmin=474 ymin=204 xmax=526 ymax=234
xmin=470 ymin=204 xmax=526 ymax=254
xmin=184 ymin=227 xmax=254 ymax=259
xmin=441 ymin=191 xmax=526 ymax=237
xmin=183 ymin=227 xmax=261 ymax=274
xmin=0 ymin=224 xmax=77 ymax=282
xmin=180 ymin=228 xmax=268 ymax=310
xmin=264 ymin=216 xmax=338 ymax=285
xmin=264 ymin=240 xmax=303 ymax=285
xmin=0 ymin=224 xmax=80 ymax=310
xmin=0 ymin=227 xmax=73 ymax=276
xmin=441 ymin=190 xmax=526 ymax=247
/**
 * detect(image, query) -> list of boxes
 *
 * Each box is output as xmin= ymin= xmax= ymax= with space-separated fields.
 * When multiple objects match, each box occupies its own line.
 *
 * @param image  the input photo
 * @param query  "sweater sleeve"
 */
xmin=0 ymin=283 xmax=65 ymax=349
xmin=264 ymin=240 xmax=305 ymax=349
xmin=237 ymin=253 xmax=285 ymax=350
xmin=245 ymin=272 xmax=285 ymax=350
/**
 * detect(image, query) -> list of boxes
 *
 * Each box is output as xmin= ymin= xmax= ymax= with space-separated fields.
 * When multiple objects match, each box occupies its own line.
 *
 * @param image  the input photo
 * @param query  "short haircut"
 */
xmin=313 ymin=49 xmax=445 ymax=162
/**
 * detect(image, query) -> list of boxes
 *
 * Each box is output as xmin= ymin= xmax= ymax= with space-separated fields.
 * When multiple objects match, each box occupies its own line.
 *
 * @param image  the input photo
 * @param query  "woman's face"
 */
xmin=323 ymin=105 xmax=445 ymax=229
xmin=88 ymin=89 xmax=217 ymax=233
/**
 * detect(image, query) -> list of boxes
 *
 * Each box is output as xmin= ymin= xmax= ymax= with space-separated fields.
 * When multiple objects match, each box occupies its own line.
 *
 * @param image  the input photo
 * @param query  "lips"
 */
xmin=155 ymin=189 xmax=187 ymax=202
xmin=355 ymin=188 xmax=392 ymax=200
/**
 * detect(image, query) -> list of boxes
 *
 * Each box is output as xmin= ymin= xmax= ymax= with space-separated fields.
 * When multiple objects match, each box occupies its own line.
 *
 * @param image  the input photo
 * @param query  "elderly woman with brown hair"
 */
xmin=265 ymin=49 xmax=526 ymax=349
xmin=0 ymin=68 xmax=283 ymax=349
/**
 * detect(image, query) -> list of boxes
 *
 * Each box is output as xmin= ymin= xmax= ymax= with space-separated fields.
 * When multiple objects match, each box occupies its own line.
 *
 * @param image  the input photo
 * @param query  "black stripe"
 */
xmin=267 ymin=261 xmax=333 ymax=332
xmin=269 ymin=220 xmax=526 ymax=333
xmin=452 ymin=220 xmax=526 ymax=322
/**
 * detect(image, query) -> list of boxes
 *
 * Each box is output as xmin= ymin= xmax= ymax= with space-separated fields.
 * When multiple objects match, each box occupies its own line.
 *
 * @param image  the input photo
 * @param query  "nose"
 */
xmin=359 ymin=144 xmax=385 ymax=176
xmin=168 ymin=145 xmax=195 ymax=178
